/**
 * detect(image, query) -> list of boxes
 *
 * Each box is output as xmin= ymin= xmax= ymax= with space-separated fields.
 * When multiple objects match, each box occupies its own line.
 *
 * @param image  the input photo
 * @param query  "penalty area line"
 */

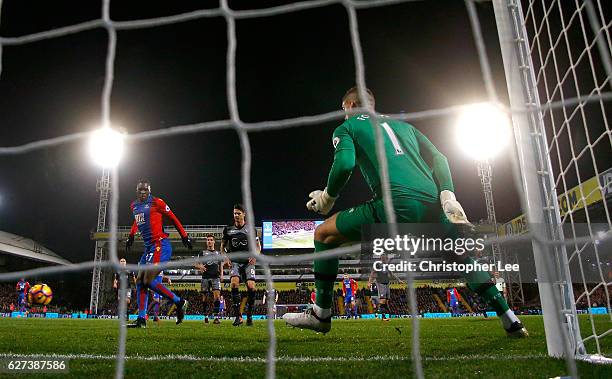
xmin=0 ymin=353 xmax=548 ymax=362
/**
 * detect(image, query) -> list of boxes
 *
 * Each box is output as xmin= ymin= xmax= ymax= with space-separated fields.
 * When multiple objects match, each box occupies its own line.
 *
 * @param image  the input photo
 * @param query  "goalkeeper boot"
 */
xmin=283 ymin=307 xmax=331 ymax=334
xmin=246 ymin=316 xmax=253 ymax=326
xmin=505 ymin=321 xmax=529 ymax=338
xmin=176 ymin=299 xmax=189 ymax=325
xmin=127 ymin=317 xmax=147 ymax=329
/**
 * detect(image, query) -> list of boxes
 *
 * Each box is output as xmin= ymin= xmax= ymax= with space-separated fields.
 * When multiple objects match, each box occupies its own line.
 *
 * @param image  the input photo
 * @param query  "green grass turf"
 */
xmin=0 ymin=315 xmax=609 ymax=378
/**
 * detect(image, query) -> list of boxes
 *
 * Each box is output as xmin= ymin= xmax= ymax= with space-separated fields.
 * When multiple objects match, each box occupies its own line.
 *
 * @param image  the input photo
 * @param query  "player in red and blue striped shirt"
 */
xmin=342 ymin=274 xmax=358 ymax=319
xmin=126 ymin=179 xmax=192 ymax=328
xmin=447 ymin=287 xmax=462 ymax=315
xmin=16 ymin=278 xmax=30 ymax=312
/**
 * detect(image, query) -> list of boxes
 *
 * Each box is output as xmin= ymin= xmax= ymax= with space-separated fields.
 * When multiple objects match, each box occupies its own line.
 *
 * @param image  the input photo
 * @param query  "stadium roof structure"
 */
xmin=92 ymin=225 xmax=257 ymax=243
xmin=0 ymin=231 xmax=71 ymax=265
xmin=92 ymin=225 xmax=262 ymax=257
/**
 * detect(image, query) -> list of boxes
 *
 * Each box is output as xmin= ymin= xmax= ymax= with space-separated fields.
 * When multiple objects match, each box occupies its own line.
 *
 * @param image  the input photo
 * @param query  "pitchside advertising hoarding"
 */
xmin=499 ymin=166 xmax=612 ymax=237
xmin=166 ymin=281 xmax=421 ymax=292
xmin=262 ymin=220 xmax=324 ymax=249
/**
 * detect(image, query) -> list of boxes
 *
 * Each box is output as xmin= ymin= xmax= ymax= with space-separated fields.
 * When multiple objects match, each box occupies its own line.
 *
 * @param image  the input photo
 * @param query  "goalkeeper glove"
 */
xmin=182 ymin=235 xmax=193 ymax=250
xmin=125 ymin=235 xmax=134 ymax=253
xmin=306 ymin=188 xmax=338 ymax=215
xmin=440 ymin=190 xmax=472 ymax=225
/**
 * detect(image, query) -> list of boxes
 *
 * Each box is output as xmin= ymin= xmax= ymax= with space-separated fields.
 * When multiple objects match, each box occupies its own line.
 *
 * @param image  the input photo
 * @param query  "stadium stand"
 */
xmin=0 ymin=231 xmax=71 ymax=267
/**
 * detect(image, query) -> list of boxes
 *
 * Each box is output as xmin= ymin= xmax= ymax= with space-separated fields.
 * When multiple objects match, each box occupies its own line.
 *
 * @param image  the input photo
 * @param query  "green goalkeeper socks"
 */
xmin=476 ymin=283 xmax=510 ymax=315
xmin=463 ymin=257 xmax=510 ymax=316
xmin=314 ymin=240 xmax=339 ymax=309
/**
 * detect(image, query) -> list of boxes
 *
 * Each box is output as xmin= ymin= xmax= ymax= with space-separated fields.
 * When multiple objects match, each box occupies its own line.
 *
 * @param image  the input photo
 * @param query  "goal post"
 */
xmin=493 ymin=0 xmax=581 ymax=361
xmin=493 ymin=0 xmax=611 ymax=364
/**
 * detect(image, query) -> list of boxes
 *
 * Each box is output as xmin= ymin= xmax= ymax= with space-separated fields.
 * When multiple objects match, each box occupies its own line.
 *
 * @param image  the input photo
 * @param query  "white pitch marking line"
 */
xmin=0 ymin=353 xmax=549 ymax=362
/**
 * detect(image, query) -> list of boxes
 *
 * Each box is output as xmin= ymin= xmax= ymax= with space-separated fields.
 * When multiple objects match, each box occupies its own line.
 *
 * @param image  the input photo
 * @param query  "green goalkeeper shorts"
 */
xmin=335 ymin=197 xmax=451 ymax=241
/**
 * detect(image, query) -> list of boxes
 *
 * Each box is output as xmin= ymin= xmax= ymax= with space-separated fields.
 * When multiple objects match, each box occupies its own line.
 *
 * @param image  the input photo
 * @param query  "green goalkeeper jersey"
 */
xmin=326 ymin=114 xmax=454 ymax=202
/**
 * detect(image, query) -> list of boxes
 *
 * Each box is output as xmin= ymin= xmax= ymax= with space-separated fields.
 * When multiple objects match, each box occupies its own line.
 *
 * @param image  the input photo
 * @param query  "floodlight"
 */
xmin=89 ymin=127 xmax=125 ymax=168
xmin=455 ymin=103 xmax=511 ymax=160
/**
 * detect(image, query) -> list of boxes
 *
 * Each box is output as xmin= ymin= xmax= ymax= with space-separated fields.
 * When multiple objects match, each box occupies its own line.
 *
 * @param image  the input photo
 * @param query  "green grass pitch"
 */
xmin=0 ymin=315 xmax=609 ymax=378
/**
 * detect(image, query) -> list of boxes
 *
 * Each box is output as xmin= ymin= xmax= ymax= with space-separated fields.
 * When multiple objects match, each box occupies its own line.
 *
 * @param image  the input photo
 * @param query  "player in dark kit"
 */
xmin=368 ymin=281 xmax=380 ymax=316
xmin=368 ymin=254 xmax=404 ymax=321
xmin=262 ymin=288 xmax=279 ymax=319
xmin=221 ymin=203 xmax=261 ymax=327
xmin=113 ymin=258 xmax=137 ymax=319
xmin=195 ymin=234 xmax=224 ymax=324
xmin=126 ymin=179 xmax=193 ymax=328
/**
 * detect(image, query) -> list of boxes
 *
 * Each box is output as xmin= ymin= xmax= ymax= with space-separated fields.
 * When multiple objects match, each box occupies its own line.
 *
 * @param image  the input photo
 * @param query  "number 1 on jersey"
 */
xmin=381 ymin=122 xmax=404 ymax=155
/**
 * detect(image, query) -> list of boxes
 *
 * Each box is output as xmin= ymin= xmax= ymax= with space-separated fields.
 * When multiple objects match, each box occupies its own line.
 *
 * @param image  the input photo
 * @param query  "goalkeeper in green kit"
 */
xmin=283 ymin=87 xmax=528 ymax=338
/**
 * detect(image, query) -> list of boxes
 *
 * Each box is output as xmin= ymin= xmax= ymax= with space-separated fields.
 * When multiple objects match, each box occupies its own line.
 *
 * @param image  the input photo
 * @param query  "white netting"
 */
xmin=0 ymin=1 xmax=611 ymax=378
xmin=522 ymin=0 xmax=612 ymax=362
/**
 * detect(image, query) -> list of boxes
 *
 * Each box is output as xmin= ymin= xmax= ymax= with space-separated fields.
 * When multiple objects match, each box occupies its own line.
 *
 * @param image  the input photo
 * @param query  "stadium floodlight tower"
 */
xmin=456 ymin=103 xmax=525 ymax=306
xmin=88 ymin=126 xmax=125 ymax=314
xmin=455 ymin=102 xmax=509 ymax=264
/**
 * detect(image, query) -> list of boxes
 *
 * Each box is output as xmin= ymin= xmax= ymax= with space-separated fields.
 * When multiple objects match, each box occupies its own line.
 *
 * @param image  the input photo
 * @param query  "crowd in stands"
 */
xmin=272 ymin=221 xmax=316 ymax=237
xmin=574 ymin=284 xmax=610 ymax=309
xmin=0 ymin=284 xmax=14 ymax=311
xmin=101 ymin=286 xmax=493 ymax=317
xmin=2 ymin=281 xmax=610 ymax=317
xmin=0 ymin=283 xmax=74 ymax=313
xmin=415 ymin=287 xmax=443 ymax=313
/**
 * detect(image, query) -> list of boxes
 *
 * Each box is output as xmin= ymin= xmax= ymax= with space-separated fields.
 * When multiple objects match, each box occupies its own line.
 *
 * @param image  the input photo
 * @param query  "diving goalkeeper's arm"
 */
xmin=306 ymin=127 xmax=356 ymax=215
xmin=414 ymin=128 xmax=470 ymax=224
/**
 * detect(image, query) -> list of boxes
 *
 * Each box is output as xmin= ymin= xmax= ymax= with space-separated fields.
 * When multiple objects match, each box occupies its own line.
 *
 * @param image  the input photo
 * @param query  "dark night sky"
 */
xmin=0 ymin=0 xmax=527 ymax=264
